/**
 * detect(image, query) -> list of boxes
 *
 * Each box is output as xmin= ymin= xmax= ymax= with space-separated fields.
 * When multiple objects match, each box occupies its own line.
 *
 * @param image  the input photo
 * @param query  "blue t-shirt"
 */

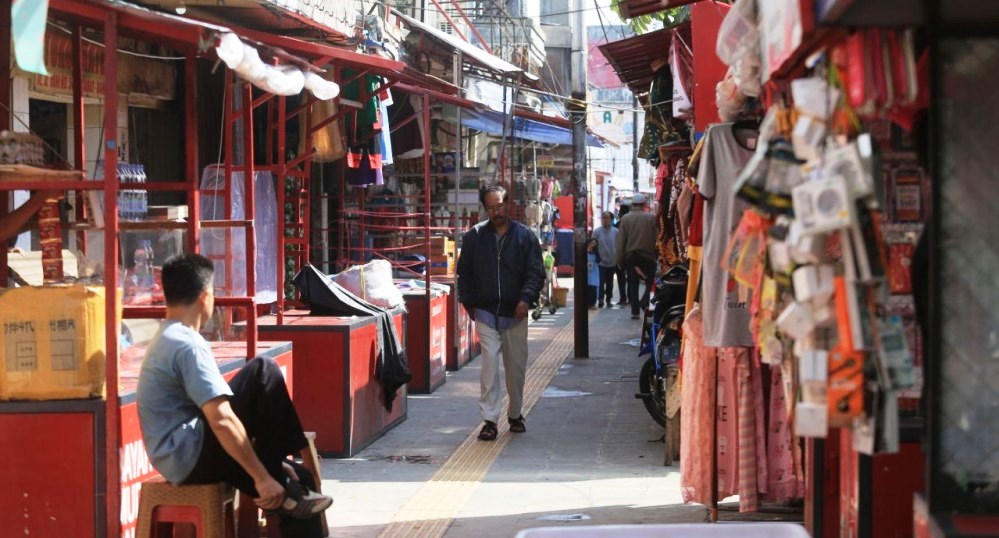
xmin=137 ymin=320 xmax=233 ymax=484
xmin=587 ymin=252 xmax=599 ymax=287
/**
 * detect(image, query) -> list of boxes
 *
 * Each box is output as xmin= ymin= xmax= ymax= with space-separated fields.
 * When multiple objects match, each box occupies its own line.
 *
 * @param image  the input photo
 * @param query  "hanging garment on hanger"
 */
xmin=345 ymin=146 xmax=382 ymax=188
xmin=377 ymin=84 xmax=394 ymax=166
xmin=699 ymin=123 xmax=757 ymax=347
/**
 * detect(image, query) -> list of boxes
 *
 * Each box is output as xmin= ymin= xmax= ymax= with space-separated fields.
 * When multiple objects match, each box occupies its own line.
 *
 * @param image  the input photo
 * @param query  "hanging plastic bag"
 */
xmin=332 ymin=259 xmax=405 ymax=309
xmin=715 ymin=0 xmax=758 ymax=66
xmin=721 ymin=210 xmax=769 ymax=303
xmin=670 ymin=31 xmax=694 ymax=120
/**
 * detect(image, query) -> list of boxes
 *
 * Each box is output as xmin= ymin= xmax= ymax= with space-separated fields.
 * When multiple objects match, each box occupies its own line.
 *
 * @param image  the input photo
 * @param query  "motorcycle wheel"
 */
xmin=639 ymin=356 xmax=667 ymax=427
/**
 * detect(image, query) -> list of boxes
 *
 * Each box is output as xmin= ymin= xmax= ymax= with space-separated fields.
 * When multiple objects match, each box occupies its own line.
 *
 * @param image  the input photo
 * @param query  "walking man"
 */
xmin=137 ymin=253 xmax=331 ymax=533
xmin=616 ymin=194 xmax=658 ymax=319
xmin=457 ymin=185 xmax=545 ymax=441
xmin=591 ymin=211 xmax=619 ymax=308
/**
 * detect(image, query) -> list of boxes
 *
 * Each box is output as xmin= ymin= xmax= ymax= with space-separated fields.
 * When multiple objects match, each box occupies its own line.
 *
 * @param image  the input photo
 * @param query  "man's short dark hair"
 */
xmin=602 ymin=211 xmax=614 ymax=219
xmin=480 ymin=184 xmax=508 ymax=205
xmin=162 ymin=253 xmax=215 ymax=306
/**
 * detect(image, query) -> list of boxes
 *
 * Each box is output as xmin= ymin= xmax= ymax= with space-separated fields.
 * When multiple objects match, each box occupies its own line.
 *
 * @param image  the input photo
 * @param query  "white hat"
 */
xmin=631 ymin=193 xmax=647 ymax=205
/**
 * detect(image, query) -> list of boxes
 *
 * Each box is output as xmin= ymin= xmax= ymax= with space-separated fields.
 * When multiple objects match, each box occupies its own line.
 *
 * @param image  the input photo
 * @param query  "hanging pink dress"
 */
xmin=680 ymin=305 xmax=715 ymax=505
xmin=765 ymin=366 xmax=806 ymax=502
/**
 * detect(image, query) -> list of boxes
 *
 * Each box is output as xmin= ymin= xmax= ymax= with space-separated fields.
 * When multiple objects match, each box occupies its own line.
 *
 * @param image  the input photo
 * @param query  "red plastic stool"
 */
xmin=136 ymin=481 xmax=235 ymax=538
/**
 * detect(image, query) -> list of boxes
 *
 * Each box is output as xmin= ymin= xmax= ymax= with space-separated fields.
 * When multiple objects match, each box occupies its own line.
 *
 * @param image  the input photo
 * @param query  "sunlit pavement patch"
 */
xmin=542 ymin=387 xmax=593 ymax=398
xmin=535 ymin=514 xmax=592 ymax=521
xmin=621 ymin=338 xmax=642 ymax=347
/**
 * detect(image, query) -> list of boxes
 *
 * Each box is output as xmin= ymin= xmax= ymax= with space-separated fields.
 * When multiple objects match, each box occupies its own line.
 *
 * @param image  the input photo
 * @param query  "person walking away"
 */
xmin=457 ymin=186 xmax=545 ymax=441
xmin=587 ymin=238 xmax=600 ymax=310
xmin=137 ymin=253 xmax=331 ymax=535
xmin=613 ymin=204 xmax=630 ymax=305
xmin=616 ymin=194 xmax=658 ymax=319
xmin=591 ymin=211 xmax=619 ymax=308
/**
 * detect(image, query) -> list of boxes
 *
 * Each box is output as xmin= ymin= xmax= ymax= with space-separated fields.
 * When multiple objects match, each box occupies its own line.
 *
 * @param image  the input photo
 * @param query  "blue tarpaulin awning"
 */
xmin=461 ymin=108 xmax=605 ymax=148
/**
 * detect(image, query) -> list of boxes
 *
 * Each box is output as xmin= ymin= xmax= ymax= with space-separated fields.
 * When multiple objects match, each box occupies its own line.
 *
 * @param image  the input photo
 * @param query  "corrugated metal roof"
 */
xmin=597 ymin=24 xmax=690 ymax=97
xmin=390 ymin=8 xmax=539 ymax=83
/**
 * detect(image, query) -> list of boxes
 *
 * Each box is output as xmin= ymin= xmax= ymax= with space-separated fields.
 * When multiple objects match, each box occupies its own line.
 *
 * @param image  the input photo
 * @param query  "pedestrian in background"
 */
xmin=614 ymin=204 xmax=630 ymax=306
xmin=457 ymin=186 xmax=545 ymax=441
xmin=591 ymin=211 xmax=619 ymax=308
xmin=616 ymin=194 xmax=658 ymax=319
xmin=587 ymin=237 xmax=600 ymax=310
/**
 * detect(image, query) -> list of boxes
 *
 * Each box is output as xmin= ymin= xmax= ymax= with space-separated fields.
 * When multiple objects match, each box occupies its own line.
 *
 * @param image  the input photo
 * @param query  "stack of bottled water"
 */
xmin=116 ymin=163 xmax=148 ymax=221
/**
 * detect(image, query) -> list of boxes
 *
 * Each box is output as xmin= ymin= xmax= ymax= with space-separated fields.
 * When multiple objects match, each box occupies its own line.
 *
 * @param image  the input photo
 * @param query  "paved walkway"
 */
xmin=318 ymin=283 xmax=799 ymax=537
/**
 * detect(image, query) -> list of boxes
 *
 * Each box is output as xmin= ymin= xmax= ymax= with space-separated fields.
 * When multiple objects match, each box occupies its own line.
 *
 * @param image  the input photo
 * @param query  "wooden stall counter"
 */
xmin=258 ymin=308 xmax=407 ymax=457
xmin=430 ymin=276 xmax=478 ymax=371
xmin=402 ymin=289 xmax=448 ymax=394
xmin=0 ymin=340 xmax=294 ymax=538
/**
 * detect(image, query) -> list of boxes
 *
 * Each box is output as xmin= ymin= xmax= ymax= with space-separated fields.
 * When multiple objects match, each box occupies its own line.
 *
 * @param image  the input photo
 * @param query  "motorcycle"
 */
xmin=635 ymin=263 xmax=688 ymax=464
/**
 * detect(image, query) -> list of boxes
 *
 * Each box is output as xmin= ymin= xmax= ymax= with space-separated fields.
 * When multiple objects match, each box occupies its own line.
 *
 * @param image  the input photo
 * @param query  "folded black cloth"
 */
xmin=293 ymin=265 xmax=411 ymax=411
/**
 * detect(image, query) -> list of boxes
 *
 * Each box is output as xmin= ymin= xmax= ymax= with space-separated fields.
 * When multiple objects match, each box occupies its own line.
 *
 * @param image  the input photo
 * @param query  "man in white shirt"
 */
xmin=590 ymin=211 xmax=619 ymax=308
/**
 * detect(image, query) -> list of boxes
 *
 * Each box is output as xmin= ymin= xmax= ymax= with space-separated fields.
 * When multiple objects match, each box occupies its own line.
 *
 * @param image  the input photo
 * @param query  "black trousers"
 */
xmin=616 ymin=266 xmax=628 ymax=303
xmin=598 ymin=266 xmax=616 ymax=304
xmin=185 ymin=356 xmax=308 ymax=495
xmin=625 ymin=253 xmax=656 ymax=316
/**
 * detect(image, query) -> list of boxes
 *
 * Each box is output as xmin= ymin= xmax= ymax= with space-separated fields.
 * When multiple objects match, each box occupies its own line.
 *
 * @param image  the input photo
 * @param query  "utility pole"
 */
xmin=570 ymin=0 xmax=588 ymax=358
xmin=632 ymin=95 xmax=639 ymax=192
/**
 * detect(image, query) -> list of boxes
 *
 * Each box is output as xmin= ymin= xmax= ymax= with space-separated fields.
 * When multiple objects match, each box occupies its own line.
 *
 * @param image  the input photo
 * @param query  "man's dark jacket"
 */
xmin=457 ymin=220 xmax=545 ymax=318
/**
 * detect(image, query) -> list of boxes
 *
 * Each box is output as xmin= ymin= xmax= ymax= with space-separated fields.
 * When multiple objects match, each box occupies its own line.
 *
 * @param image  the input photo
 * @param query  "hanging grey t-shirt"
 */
xmin=699 ymin=123 xmax=756 ymax=348
xmin=137 ymin=320 xmax=233 ymax=484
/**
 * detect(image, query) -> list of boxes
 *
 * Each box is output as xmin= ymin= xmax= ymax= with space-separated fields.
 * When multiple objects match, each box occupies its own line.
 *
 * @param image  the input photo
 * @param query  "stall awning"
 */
xmin=132 ymin=0 xmax=355 ymax=40
xmin=461 ymin=108 xmax=604 ymax=148
xmin=598 ymin=23 xmax=690 ymax=97
xmin=389 ymin=9 xmax=540 ymax=85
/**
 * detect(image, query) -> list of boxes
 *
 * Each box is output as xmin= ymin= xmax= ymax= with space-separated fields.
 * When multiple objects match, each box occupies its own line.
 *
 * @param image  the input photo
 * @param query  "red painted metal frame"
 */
xmin=0 ymin=2 xmax=9 ymax=286
xmin=101 ymin=13 xmax=122 ymax=537
xmin=72 ymin=24 xmax=87 ymax=251
xmin=185 ymin=55 xmax=200 ymax=253
xmin=446 ymin=0 xmax=493 ymax=54
xmin=429 ymin=0 xmax=471 ymax=43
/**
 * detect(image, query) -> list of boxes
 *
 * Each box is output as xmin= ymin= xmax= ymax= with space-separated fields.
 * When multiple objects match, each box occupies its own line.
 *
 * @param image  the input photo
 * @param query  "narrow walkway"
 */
xmin=319 ymin=290 xmax=792 ymax=536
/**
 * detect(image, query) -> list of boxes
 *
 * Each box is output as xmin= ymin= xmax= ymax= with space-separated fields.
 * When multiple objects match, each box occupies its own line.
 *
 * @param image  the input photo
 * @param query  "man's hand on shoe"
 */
xmin=254 ymin=475 xmax=286 ymax=510
xmin=515 ymin=301 xmax=529 ymax=320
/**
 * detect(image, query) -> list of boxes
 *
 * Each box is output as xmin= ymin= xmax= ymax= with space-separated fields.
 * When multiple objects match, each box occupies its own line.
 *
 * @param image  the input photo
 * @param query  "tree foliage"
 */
xmin=608 ymin=2 xmax=691 ymax=34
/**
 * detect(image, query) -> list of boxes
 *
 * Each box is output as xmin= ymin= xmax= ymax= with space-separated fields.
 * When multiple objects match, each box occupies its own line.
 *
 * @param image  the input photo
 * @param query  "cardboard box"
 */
xmin=552 ymin=287 xmax=568 ymax=307
xmin=429 ymin=254 xmax=455 ymax=276
xmin=429 ymin=236 xmax=455 ymax=256
xmin=0 ymin=285 xmax=112 ymax=400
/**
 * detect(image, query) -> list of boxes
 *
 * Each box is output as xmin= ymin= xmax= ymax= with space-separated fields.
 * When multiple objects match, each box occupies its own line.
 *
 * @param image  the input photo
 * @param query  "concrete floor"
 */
xmin=317 ymin=282 xmax=802 ymax=537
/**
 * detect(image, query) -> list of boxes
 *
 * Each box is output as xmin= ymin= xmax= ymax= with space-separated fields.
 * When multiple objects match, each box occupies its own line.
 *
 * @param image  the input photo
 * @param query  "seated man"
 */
xmin=137 ymin=253 xmax=331 ymax=529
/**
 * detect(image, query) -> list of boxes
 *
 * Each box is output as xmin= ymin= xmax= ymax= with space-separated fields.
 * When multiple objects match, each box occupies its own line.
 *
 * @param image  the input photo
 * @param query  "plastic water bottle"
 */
xmin=133 ymin=242 xmax=149 ymax=293
xmin=123 ymin=164 xmax=135 ymax=221
xmin=138 ymin=164 xmax=148 ymax=221
xmin=142 ymin=239 xmax=155 ymax=288
xmin=116 ymin=162 xmax=125 ymax=220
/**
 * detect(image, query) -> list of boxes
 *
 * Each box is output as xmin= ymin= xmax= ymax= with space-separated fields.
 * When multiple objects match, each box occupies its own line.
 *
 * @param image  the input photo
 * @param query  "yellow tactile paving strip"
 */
xmin=378 ymin=312 xmax=592 ymax=537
